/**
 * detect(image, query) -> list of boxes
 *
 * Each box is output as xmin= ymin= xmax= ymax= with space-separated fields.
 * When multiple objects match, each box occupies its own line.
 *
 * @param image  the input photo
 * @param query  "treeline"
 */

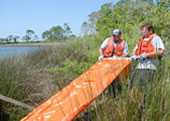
xmin=0 ymin=29 xmax=38 ymax=44
xmin=82 ymin=0 xmax=170 ymax=51
xmin=1 ymin=0 xmax=169 ymax=46
xmin=0 ymin=23 xmax=76 ymax=44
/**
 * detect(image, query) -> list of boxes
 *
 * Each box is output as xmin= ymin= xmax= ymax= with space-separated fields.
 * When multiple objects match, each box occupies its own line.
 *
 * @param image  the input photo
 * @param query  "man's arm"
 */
xmin=122 ymin=42 xmax=128 ymax=57
xmin=99 ymin=38 xmax=109 ymax=56
xmin=145 ymin=36 xmax=165 ymax=58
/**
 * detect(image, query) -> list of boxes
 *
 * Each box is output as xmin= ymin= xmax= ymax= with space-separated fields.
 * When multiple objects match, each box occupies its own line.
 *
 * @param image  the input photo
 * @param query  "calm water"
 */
xmin=0 ymin=46 xmax=40 ymax=59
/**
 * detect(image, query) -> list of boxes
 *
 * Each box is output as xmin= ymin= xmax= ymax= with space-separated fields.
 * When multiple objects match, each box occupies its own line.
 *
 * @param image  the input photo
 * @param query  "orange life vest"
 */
xmin=102 ymin=37 xmax=126 ymax=57
xmin=135 ymin=34 xmax=155 ymax=56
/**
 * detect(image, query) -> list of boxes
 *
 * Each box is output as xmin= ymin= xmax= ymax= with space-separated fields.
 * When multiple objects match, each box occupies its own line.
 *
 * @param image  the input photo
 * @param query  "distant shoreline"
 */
xmin=0 ymin=42 xmax=60 ymax=47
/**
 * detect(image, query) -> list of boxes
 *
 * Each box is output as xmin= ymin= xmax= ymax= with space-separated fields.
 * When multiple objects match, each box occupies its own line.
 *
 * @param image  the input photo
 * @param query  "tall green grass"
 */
xmin=0 ymin=37 xmax=169 ymax=121
xmin=0 ymin=37 xmax=99 ymax=121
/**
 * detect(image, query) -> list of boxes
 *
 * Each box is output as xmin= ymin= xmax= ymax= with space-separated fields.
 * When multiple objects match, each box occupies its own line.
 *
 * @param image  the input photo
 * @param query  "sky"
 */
xmin=0 ymin=0 xmax=118 ymax=38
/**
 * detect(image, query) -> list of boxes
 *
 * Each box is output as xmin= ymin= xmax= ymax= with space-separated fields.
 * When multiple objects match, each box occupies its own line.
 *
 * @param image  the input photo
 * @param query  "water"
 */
xmin=0 ymin=46 xmax=40 ymax=59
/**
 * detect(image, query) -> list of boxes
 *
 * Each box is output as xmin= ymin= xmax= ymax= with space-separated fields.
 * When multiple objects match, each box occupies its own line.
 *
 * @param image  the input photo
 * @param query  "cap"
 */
xmin=112 ymin=29 xmax=122 ymax=36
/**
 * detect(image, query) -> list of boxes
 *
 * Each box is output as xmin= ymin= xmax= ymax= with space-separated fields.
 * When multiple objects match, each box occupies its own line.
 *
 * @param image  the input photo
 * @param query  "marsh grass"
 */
xmin=0 ymin=38 xmax=169 ymax=121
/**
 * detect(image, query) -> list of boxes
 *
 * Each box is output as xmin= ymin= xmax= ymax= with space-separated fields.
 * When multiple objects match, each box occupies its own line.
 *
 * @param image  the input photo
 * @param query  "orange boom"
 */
xmin=21 ymin=59 xmax=131 ymax=121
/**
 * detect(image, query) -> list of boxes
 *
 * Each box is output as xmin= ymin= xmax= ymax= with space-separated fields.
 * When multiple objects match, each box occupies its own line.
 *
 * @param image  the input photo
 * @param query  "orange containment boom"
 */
xmin=21 ymin=58 xmax=131 ymax=121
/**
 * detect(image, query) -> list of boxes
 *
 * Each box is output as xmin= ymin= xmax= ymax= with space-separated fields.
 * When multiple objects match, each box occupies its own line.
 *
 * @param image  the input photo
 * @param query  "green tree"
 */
xmin=50 ymin=26 xmax=65 ymax=40
xmin=13 ymin=35 xmax=20 ymax=43
xmin=94 ymin=0 xmax=170 ymax=50
xmin=63 ymin=23 xmax=72 ymax=38
xmin=7 ymin=35 xmax=13 ymax=42
xmin=81 ymin=22 xmax=91 ymax=35
xmin=25 ymin=29 xmax=35 ymax=41
xmin=81 ymin=11 xmax=101 ymax=36
xmin=42 ymin=25 xmax=68 ymax=41
xmin=42 ymin=31 xmax=50 ymax=40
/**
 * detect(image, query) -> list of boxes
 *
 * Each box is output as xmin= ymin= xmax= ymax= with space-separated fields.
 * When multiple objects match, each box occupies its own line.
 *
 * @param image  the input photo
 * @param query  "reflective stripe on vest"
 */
xmin=102 ymin=38 xmax=126 ymax=57
xmin=135 ymin=34 xmax=155 ymax=56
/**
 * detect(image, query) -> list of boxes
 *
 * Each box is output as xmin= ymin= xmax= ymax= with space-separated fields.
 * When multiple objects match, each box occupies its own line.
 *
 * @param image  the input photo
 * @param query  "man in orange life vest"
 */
xmin=99 ymin=29 xmax=128 ymax=60
xmin=99 ymin=29 xmax=128 ymax=96
xmin=129 ymin=23 xmax=165 ymax=90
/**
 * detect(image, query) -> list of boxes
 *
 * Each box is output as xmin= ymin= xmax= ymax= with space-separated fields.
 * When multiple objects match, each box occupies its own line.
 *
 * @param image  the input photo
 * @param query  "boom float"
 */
xmin=21 ymin=58 xmax=131 ymax=121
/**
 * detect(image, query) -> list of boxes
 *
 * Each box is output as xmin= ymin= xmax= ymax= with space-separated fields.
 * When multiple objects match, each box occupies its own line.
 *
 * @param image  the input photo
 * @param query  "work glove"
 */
xmin=130 ymin=55 xmax=138 ymax=61
xmin=111 ymin=55 xmax=118 ymax=59
xmin=98 ymin=55 xmax=104 ymax=61
xmin=139 ymin=53 xmax=147 ymax=61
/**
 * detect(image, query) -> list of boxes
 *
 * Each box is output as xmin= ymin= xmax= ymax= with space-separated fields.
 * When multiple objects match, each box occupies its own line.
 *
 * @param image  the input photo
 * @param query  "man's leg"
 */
xmin=0 ymin=110 xmax=9 ymax=121
xmin=128 ymin=69 xmax=138 ymax=90
xmin=138 ymin=69 xmax=155 ymax=121
xmin=109 ymin=79 xmax=122 ymax=97
xmin=108 ymin=81 xmax=116 ymax=97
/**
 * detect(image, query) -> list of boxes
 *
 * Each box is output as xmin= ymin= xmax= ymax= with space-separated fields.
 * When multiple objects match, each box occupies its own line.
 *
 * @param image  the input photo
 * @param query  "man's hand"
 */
xmin=98 ymin=55 xmax=104 ymax=61
xmin=130 ymin=53 xmax=147 ymax=61
xmin=111 ymin=55 xmax=118 ymax=59
xmin=130 ymin=55 xmax=139 ymax=61
xmin=139 ymin=53 xmax=147 ymax=61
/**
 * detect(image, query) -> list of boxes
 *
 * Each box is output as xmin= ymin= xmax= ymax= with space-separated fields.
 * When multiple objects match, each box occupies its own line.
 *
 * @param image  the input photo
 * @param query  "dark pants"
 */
xmin=128 ymin=69 xmax=155 ymax=92
xmin=128 ymin=69 xmax=155 ymax=121
xmin=0 ymin=110 xmax=9 ymax=121
xmin=109 ymin=80 xmax=122 ymax=97
xmin=75 ymin=112 xmax=92 ymax=121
